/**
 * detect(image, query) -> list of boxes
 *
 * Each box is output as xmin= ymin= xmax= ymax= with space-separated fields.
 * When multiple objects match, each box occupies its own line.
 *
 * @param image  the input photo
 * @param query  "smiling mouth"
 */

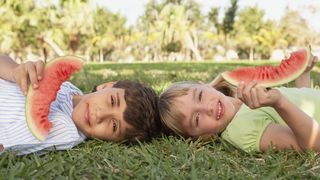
xmin=216 ymin=100 xmax=224 ymax=120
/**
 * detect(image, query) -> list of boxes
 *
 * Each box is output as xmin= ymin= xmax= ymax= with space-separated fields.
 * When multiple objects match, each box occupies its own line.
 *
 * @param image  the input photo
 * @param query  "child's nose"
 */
xmin=95 ymin=113 xmax=103 ymax=124
xmin=205 ymin=103 xmax=214 ymax=116
xmin=96 ymin=108 xmax=110 ymax=124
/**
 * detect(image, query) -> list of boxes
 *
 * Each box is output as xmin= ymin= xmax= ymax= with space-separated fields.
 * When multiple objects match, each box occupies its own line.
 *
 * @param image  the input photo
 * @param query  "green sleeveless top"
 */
xmin=220 ymin=87 xmax=320 ymax=153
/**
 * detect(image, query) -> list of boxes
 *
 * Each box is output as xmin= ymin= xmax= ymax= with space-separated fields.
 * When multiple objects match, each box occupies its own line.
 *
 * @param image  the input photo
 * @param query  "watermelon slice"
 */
xmin=25 ymin=56 xmax=84 ymax=141
xmin=211 ymin=47 xmax=312 ymax=87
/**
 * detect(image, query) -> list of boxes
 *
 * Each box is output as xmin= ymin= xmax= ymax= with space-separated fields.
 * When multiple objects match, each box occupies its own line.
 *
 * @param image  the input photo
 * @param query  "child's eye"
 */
xmin=110 ymin=95 xmax=115 ymax=106
xmin=195 ymin=112 xmax=200 ymax=127
xmin=112 ymin=121 xmax=117 ymax=132
xmin=198 ymin=90 xmax=203 ymax=102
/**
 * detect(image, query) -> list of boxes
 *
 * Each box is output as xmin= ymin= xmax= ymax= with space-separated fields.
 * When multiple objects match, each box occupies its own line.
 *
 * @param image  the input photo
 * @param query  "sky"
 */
xmin=93 ymin=0 xmax=320 ymax=32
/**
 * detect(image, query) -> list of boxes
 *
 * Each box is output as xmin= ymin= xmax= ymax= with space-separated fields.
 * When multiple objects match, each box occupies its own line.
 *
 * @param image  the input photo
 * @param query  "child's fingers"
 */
xmin=237 ymin=81 xmax=245 ymax=100
xmin=313 ymin=56 xmax=318 ymax=65
xmin=27 ymin=63 xmax=39 ymax=89
xmin=19 ymin=76 xmax=28 ymax=96
xmin=250 ymin=87 xmax=260 ymax=108
xmin=35 ymin=60 xmax=44 ymax=80
xmin=256 ymin=87 xmax=268 ymax=105
xmin=307 ymin=56 xmax=317 ymax=69
xmin=242 ymin=81 xmax=257 ymax=107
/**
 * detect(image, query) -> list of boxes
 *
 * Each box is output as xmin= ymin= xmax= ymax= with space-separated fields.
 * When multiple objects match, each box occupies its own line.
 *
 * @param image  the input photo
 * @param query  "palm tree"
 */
xmin=139 ymin=0 xmax=204 ymax=61
xmin=0 ymin=0 xmax=38 ymax=60
xmin=234 ymin=6 xmax=265 ymax=60
xmin=92 ymin=7 xmax=128 ymax=62
xmin=58 ymin=0 xmax=95 ymax=56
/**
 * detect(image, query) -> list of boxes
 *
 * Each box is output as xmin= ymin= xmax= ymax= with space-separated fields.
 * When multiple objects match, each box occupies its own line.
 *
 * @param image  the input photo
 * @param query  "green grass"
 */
xmin=2 ymin=61 xmax=320 ymax=179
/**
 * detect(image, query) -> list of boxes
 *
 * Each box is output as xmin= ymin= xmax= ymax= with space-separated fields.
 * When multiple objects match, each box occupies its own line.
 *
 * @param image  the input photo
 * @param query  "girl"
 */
xmin=158 ymin=52 xmax=320 ymax=153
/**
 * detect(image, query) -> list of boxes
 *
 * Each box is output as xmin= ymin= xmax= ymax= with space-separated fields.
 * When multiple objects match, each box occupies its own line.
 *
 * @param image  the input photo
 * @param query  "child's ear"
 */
xmin=96 ymin=82 xmax=115 ymax=91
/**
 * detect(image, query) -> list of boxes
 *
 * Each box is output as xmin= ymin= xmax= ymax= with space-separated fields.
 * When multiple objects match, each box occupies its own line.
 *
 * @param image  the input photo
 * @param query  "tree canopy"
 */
xmin=0 ymin=0 xmax=318 ymax=62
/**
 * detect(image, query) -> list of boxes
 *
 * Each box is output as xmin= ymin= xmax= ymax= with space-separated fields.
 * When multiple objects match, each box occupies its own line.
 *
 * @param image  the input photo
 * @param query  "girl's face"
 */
xmin=174 ymin=84 xmax=241 ymax=137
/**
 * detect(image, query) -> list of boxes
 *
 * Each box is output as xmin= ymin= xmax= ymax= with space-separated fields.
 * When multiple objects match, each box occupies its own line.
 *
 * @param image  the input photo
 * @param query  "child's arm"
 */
xmin=238 ymin=81 xmax=320 ymax=152
xmin=0 ymin=55 xmax=18 ymax=82
xmin=0 ymin=55 xmax=44 ymax=95
xmin=295 ymin=56 xmax=317 ymax=88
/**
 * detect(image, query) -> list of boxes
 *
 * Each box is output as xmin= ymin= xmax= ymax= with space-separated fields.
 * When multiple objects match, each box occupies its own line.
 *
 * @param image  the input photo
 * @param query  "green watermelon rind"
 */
xmin=220 ymin=47 xmax=312 ymax=87
xmin=25 ymin=97 xmax=44 ymax=141
xmin=25 ymin=56 xmax=85 ymax=141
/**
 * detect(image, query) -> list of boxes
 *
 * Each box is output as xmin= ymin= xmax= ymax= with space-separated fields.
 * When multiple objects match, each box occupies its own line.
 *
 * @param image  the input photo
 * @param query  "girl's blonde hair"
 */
xmin=158 ymin=76 xmax=236 ymax=138
xmin=209 ymin=74 xmax=236 ymax=98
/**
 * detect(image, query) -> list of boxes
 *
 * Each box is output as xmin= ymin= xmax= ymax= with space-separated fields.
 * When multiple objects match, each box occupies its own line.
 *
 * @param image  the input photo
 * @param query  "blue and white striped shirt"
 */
xmin=0 ymin=78 xmax=86 ymax=155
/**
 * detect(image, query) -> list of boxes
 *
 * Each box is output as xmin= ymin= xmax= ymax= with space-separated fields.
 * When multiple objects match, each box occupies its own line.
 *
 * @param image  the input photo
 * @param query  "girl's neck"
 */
xmin=229 ymin=96 xmax=243 ymax=112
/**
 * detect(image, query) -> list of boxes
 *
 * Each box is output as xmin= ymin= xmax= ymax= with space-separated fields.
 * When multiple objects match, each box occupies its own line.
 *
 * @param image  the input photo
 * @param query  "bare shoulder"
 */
xmin=260 ymin=123 xmax=301 ymax=152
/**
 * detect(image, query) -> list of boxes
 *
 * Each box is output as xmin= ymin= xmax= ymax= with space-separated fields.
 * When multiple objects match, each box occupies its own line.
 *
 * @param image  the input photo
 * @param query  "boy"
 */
xmin=0 ymin=55 xmax=161 ymax=155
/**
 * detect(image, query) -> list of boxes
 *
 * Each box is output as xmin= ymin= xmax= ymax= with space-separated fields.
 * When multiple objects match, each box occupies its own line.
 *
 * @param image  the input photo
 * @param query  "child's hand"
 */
xmin=12 ymin=61 xmax=45 ymax=95
xmin=295 ymin=55 xmax=318 ymax=88
xmin=237 ymin=81 xmax=283 ymax=109
xmin=304 ymin=55 xmax=318 ymax=73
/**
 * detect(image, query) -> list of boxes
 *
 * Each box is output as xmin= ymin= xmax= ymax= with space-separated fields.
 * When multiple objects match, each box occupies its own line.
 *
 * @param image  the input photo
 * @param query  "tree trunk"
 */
xmin=249 ymin=47 xmax=254 ymax=61
xmin=224 ymin=33 xmax=228 ymax=56
xmin=84 ymin=46 xmax=92 ymax=62
xmin=184 ymin=32 xmax=203 ymax=61
xmin=99 ymin=48 xmax=104 ymax=63
xmin=43 ymin=37 xmax=64 ymax=56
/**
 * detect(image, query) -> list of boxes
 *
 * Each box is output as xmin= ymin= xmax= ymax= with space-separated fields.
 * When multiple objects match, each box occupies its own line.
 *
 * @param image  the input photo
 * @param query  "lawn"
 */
xmin=2 ymin=61 xmax=320 ymax=179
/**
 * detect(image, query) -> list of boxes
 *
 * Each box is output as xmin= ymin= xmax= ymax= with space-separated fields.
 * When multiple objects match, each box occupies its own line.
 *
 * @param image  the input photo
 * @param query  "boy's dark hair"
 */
xmin=93 ymin=80 xmax=161 ymax=142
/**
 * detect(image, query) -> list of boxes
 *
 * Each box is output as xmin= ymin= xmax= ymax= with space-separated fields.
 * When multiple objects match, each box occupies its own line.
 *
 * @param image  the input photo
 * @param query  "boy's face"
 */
xmin=174 ymin=84 xmax=238 ymax=137
xmin=72 ymin=85 xmax=132 ymax=142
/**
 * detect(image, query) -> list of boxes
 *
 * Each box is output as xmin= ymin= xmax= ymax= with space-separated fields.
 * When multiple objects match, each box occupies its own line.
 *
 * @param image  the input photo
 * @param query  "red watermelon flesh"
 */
xmin=25 ymin=56 xmax=84 ymax=141
xmin=216 ymin=47 xmax=312 ymax=87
